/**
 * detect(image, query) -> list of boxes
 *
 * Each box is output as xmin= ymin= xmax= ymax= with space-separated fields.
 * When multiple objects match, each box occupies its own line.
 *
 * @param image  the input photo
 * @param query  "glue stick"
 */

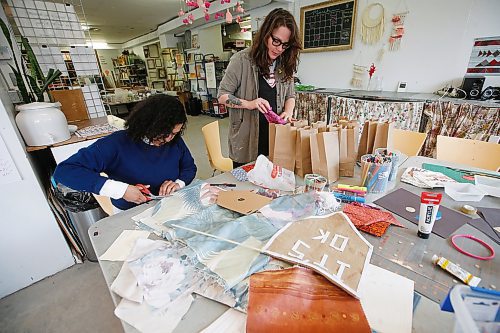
xmin=432 ymin=255 xmax=481 ymax=287
xmin=417 ymin=192 xmax=442 ymax=239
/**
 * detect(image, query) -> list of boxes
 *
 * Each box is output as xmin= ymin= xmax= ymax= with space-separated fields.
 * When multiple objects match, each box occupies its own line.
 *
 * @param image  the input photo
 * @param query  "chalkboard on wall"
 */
xmin=300 ymin=0 xmax=357 ymax=53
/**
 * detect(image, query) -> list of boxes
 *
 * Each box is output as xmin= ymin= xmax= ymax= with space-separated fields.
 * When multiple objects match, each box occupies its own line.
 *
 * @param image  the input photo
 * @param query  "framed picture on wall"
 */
xmin=143 ymin=46 xmax=149 ymax=58
xmin=147 ymin=59 xmax=155 ymax=69
xmin=149 ymin=71 xmax=157 ymax=79
xmin=148 ymin=44 xmax=159 ymax=58
xmin=191 ymin=34 xmax=199 ymax=49
xmin=163 ymin=52 xmax=172 ymax=62
xmin=155 ymin=59 xmax=162 ymax=67
xmin=152 ymin=81 xmax=165 ymax=90
xmin=158 ymin=68 xmax=166 ymax=79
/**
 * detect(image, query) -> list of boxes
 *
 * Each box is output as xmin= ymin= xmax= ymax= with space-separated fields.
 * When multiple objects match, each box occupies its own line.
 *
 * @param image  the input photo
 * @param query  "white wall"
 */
xmin=198 ymin=25 xmax=224 ymax=58
xmin=293 ymin=0 xmax=500 ymax=93
xmin=0 ymin=8 xmax=74 ymax=298
xmin=96 ymin=49 xmax=120 ymax=76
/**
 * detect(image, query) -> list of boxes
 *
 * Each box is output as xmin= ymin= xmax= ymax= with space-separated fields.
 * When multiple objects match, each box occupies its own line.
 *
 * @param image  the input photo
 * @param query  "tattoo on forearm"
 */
xmin=226 ymin=95 xmax=242 ymax=107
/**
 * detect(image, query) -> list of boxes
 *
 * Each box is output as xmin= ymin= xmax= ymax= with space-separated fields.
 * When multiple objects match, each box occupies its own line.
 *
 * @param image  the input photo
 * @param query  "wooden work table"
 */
xmin=89 ymin=156 xmax=500 ymax=333
xmin=25 ymin=116 xmax=111 ymax=152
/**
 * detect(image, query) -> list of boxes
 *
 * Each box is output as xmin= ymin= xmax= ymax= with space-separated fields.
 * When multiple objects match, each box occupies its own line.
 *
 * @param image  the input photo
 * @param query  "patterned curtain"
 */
xmin=421 ymin=101 xmax=500 ymax=157
xmin=294 ymin=92 xmax=329 ymax=124
xmin=329 ymin=95 xmax=424 ymax=137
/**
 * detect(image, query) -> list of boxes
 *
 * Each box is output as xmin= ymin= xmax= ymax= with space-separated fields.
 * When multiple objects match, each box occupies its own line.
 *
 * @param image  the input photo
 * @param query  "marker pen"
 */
xmin=333 ymin=192 xmax=366 ymax=203
xmin=417 ymin=192 xmax=442 ymax=239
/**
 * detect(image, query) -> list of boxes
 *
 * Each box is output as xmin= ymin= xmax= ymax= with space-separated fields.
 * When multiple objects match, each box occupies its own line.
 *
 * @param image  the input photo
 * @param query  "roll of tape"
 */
xmin=460 ymin=204 xmax=477 ymax=215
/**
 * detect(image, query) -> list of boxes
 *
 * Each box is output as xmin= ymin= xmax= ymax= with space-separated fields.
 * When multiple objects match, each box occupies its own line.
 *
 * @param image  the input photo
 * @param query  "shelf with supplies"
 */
xmin=112 ymin=53 xmax=147 ymax=88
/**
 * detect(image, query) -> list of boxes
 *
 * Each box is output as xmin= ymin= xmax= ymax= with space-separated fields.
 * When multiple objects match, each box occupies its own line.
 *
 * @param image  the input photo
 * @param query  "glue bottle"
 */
xmin=417 ymin=192 xmax=442 ymax=239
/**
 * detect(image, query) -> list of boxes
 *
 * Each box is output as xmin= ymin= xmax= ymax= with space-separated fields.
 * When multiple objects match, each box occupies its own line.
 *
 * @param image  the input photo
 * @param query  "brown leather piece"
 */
xmin=246 ymin=267 xmax=371 ymax=333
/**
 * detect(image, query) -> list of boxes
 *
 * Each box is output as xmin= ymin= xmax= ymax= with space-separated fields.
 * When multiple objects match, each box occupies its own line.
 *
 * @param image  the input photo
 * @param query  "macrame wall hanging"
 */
xmin=351 ymin=64 xmax=367 ymax=88
xmin=389 ymin=11 xmax=409 ymax=51
xmin=360 ymin=3 xmax=385 ymax=45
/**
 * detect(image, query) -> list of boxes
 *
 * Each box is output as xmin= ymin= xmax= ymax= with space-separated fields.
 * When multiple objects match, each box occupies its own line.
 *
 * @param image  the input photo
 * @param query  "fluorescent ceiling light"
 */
xmin=86 ymin=41 xmax=110 ymax=49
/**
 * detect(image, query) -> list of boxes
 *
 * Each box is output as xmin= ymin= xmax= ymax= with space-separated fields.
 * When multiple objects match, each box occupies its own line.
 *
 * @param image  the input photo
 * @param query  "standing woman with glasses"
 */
xmin=218 ymin=8 xmax=302 ymax=167
xmin=54 ymin=94 xmax=197 ymax=212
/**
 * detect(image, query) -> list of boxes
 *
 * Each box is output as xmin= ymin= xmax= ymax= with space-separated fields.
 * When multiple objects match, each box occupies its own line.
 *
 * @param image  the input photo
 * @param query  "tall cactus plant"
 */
xmin=1 ymin=17 xmax=62 ymax=103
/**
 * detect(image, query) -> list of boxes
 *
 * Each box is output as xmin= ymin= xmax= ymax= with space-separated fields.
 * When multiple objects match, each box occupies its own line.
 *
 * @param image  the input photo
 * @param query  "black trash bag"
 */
xmin=53 ymin=183 xmax=100 ymax=213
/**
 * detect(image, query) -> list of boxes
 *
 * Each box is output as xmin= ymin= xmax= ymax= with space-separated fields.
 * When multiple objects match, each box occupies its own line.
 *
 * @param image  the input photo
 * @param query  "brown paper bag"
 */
xmin=357 ymin=121 xmax=378 ymax=160
xmin=294 ymin=126 xmax=316 ymax=177
xmin=273 ymin=124 xmax=297 ymax=171
xmin=373 ymin=121 xmax=394 ymax=152
xmin=338 ymin=121 xmax=359 ymax=177
xmin=310 ymin=130 xmax=339 ymax=183
xmin=311 ymin=121 xmax=327 ymax=133
xmin=292 ymin=119 xmax=308 ymax=128
xmin=269 ymin=123 xmax=277 ymax=161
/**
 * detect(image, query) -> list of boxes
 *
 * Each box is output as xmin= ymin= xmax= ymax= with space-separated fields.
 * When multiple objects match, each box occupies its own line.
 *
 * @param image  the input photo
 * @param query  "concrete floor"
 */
xmin=0 ymin=114 xmax=229 ymax=333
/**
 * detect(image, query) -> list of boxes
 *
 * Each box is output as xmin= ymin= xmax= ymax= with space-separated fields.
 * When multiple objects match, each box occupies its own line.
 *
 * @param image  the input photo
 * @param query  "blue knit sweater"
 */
xmin=54 ymin=130 xmax=197 ymax=210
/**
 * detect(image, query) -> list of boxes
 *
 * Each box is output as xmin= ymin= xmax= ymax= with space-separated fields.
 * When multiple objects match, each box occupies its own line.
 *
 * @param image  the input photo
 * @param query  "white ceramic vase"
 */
xmin=15 ymin=102 xmax=71 ymax=146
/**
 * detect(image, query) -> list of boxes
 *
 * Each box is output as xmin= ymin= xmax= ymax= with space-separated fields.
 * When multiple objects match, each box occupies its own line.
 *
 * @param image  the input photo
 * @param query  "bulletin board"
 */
xmin=300 ymin=0 xmax=357 ymax=53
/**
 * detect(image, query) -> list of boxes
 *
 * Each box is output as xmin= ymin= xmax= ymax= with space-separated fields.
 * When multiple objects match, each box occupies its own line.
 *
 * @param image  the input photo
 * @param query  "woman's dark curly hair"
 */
xmin=250 ymin=8 xmax=302 ymax=81
xmin=125 ymin=94 xmax=187 ymax=142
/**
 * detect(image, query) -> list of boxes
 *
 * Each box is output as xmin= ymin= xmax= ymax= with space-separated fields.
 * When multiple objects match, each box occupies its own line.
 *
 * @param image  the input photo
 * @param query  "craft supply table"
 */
xmin=89 ymin=156 xmax=499 ymax=333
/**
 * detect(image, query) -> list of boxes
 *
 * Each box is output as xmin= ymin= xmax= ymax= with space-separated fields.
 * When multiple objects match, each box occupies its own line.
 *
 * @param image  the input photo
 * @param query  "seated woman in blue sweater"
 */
xmin=54 ymin=94 xmax=197 ymax=211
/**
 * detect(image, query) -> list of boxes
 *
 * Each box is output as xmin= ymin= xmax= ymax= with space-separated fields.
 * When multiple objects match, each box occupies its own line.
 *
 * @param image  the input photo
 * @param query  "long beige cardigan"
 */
xmin=217 ymin=48 xmax=295 ymax=164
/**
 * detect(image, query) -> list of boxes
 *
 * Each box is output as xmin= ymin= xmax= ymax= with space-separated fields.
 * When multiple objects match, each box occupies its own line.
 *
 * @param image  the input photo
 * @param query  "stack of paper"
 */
xmin=401 ymin=167 xmax=456 ymax=188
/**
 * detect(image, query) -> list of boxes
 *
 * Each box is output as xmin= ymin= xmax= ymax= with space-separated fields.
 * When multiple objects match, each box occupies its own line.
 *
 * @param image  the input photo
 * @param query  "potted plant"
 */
xmin=1 ymin=17 xmax=62 ymax=103
xmin=1 ymin=18 xmax=71 ymax=146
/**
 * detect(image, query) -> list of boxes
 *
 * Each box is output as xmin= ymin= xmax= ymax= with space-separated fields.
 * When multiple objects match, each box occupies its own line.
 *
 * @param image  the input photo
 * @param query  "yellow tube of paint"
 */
xmin=432 ymin=255 xmax=481 ymax=287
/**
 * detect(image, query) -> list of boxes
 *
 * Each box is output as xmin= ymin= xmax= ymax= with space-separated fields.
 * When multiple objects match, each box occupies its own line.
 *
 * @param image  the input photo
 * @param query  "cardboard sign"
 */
xmin=262 ymin=213 xmax=373 ymax=298
xmin=217 ymin=190 xmax=272 ymax=215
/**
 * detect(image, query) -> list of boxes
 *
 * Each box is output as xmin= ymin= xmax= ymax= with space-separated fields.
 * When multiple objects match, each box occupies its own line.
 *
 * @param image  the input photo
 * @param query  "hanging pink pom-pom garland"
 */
xmin=236 ymin=2 xmax=245 ymax=13
xmin=225 ymin=8 xmax=233 ymax=23
xmin=179 ymin=0 xmax=243 ymax=26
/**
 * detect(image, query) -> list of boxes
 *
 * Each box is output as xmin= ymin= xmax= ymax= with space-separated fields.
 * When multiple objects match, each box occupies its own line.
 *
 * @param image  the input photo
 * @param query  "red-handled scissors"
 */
xmin=135 ymin=184 xmax=170 ymax=200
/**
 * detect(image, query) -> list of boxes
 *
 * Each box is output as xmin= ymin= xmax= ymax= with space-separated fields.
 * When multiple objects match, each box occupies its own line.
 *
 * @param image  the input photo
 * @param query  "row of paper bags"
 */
xmin=269 ymin=119 xmax=394 ymax=183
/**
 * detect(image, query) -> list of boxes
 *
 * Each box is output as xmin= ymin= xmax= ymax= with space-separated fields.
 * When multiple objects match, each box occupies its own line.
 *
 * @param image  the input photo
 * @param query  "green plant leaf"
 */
xmin=38 ymin=68 xmax=62 ymax=102
xmin=2 ymin=18 xmax=33 ymax=103
xmin=0 ymin=18 xmax=14 ymax=51
xmin=21 ymin=36 xmax=44 ymax=83
xmin=8 ymin=64 xmax=31 ymax=103
xmin=26 ymin=75 xmax=43 ymax=101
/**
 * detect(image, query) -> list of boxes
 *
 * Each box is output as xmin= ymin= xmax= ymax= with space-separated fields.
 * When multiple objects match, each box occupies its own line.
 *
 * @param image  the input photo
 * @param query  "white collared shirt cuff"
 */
xmin=175 ymin=179 xmax=185 ymax=188
xmin=99 ymin=179 xmax=129 ymax=199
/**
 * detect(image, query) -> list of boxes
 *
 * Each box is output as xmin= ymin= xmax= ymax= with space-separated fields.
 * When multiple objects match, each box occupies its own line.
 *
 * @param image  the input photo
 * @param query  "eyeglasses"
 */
xmin=152 ymin=129 xmax=181 ymax=145
xmin=271 ymin=35 xmax=291 ymax=50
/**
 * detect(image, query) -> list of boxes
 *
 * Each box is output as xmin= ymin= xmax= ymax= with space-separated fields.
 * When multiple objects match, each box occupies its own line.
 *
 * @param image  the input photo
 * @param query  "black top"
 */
xmin=257 ymin=74 xmax=278 ymax=157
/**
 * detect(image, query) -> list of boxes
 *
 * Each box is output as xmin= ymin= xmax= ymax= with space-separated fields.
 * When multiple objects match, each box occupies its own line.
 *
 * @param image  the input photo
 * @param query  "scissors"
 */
xmin=135 ymin=184 xmax=170 ymax=200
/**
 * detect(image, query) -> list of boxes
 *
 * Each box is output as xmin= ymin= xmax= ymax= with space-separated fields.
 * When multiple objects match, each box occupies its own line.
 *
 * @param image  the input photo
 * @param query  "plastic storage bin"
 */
xmin=441 ymin=285 xmax=500 ymax=333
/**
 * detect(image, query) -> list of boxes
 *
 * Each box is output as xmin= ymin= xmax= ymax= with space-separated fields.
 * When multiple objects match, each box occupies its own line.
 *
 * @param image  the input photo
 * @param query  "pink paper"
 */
xmin=264 ymin=109 xmax=287 ymax=124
